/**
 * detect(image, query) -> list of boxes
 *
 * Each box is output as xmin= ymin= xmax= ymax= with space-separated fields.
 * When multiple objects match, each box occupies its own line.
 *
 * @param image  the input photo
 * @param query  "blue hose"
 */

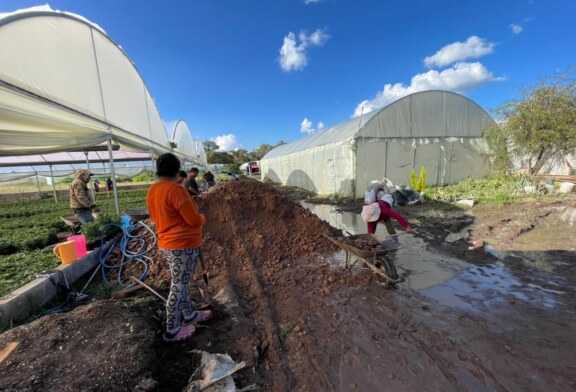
xmin=99 ymin=220 xmax=157 ymax=288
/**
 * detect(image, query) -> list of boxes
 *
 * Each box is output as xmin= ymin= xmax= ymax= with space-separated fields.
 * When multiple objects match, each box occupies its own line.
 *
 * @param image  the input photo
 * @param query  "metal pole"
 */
xmin=107 ymin=140 xmax=120 ymax=216
xmin=35 ymin=172 xmax=41 ymax=196
xmin=149 ymin=152 xmax=156 ymax=181
xmin=103 ymin=162 xmax=110 ymax=199
xmin=84 ymin=151 xmax=96 ymax=202
xmin=49 ymin=165 xmax=58 ymax=203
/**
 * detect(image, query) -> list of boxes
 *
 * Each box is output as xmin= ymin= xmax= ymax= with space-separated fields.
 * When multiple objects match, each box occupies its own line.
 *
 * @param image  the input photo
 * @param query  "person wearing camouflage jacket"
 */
xmin=70 ymin=169 xmax=100 ymax=223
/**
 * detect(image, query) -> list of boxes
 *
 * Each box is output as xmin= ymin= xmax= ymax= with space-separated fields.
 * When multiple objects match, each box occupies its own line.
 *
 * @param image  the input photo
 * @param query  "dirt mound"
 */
xmin=0 ymin=301 xmax=157 ymax=392
xmin=148 ymin=178 xmax=341 ymax=285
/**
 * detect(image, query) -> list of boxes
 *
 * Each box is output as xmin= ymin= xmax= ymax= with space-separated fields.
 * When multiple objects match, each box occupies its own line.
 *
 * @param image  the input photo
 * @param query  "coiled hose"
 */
xmin=99 ymin=220 xmax=157 ymax=288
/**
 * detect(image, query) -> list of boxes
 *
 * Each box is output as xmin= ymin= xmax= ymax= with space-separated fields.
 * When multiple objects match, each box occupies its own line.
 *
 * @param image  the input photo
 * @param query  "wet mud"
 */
xmin=1 ymin=180 xmax=575 ymax=391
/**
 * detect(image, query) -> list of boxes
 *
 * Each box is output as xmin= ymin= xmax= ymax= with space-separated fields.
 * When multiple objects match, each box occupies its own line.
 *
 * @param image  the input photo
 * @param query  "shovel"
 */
xmin=196 ymin=248 xmax=228 ymax=314
xmin=197 ymin=248 xmax=211 ymax=301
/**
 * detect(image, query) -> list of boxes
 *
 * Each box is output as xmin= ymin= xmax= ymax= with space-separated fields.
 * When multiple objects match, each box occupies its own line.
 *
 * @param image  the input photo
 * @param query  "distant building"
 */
xmin=240 ymin=161 xmax=260 ymax=175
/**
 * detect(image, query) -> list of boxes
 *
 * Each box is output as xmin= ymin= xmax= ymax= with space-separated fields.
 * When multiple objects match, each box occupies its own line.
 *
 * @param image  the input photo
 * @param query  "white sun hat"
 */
xmin=361 ymin=202 xmax=381 ymax=222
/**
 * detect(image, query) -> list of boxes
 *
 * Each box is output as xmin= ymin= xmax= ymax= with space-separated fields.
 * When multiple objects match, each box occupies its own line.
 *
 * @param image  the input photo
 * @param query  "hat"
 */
xmin=361 ymin=202 xmax=381 ymax=223
xmin=75 ymin=169 xmax=93 ymax=177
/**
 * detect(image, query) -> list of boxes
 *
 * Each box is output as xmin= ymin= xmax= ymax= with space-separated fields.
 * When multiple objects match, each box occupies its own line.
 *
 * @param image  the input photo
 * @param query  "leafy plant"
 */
xmin=410 ymin=168 xmax=418 ymax=190
xmin=419 ymin=167 xmax=426 ymax=192
xmin=81 ymin=213 xmax=121 ymax=243
xmin=0 ymin=250 xmax=59 ymax=297
xmin=427 ymin=176 xmax=532 ymax=205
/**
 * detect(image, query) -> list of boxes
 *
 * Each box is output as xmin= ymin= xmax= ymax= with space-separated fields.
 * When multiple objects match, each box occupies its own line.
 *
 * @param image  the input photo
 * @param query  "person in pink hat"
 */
xmin=361 ymin=194 xmax=413 ymax=242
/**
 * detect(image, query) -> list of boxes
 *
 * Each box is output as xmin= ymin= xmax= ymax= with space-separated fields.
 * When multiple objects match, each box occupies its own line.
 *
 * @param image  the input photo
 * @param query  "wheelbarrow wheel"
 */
xmin=379 ymin=257 xmax=398 ymax=281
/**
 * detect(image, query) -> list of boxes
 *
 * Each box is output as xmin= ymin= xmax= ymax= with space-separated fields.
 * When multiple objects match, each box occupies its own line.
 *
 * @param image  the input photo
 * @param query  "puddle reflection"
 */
xmin=422 ymin=263 xmax=564 ymax=311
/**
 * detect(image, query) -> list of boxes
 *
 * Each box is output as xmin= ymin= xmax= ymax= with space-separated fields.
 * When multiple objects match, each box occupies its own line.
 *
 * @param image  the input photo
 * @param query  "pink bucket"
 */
xmin=67 ymin=234 xmax=87 ymax=258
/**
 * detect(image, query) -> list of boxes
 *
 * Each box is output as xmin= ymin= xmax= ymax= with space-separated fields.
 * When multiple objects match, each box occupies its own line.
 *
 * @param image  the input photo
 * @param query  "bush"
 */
xmin=426 ymin=175 xmax=550 ymax=205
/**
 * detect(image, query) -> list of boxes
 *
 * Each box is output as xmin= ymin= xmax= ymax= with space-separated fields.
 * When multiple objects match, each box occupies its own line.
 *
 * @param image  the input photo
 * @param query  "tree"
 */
xmin=483 ymin=125 xmax=513 ymax=175
xmin=203 ymin=140 xmax=219 ymax=152
xmin=230 ymin=149 xmax=251 ymax=165
xmin=497 ymin=73 xmax=576 ymax=175
xmin=206 ymin=151 xmax=234 ymax=165
xmin=251 ymin=140 xmax=286 ymax=161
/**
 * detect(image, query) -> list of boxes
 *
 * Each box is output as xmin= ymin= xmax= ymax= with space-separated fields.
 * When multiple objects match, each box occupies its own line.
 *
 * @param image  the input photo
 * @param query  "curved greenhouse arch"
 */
xmin=261 ymin=90 xmax=497 ymax=197
xmin=168 ymin=120 xmax=208 ymax=168
xmin=0 ymin=7 xmax=171 ymax=155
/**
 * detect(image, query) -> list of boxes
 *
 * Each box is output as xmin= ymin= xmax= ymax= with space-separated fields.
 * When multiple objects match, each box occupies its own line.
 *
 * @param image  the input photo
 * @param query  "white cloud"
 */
xmin=510 ymin=24 xmax=523 ymax=35
xmin=352 ymin=62 xmax=504 ymax=117
xmin=304 ymin=0 xmax=322 ymax=3
xmin=300 ymin=118 xmax=324 ymax=134
xmin=424 ymin=36 xmax=494 ymax=68
xmin=278 ymin=29 xmax=329 ymax=72
xmin=211 ymin=134 xmax=243 ymax=151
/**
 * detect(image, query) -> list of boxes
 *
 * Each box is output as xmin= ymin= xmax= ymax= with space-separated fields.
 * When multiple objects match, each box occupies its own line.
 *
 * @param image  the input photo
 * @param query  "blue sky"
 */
xmin=2 ymin=0 xmax=575 ymax=151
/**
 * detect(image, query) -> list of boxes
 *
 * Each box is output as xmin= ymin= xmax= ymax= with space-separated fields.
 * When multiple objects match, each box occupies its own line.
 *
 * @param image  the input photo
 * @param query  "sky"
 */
xmin=1 ymin=0 xmax=575 ymax=151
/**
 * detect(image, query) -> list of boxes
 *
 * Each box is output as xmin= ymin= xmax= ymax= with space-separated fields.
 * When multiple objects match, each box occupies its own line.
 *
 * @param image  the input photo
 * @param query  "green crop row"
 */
xmin=0 ymin=250 xmax=60 ymax=298
xmin=0 ymin=189 xmax=149 ymax=255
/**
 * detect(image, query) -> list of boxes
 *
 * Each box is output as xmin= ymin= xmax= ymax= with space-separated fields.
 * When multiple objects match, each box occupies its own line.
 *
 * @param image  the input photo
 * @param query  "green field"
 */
xmin=0 ymin=188 xmax=149 ymax=297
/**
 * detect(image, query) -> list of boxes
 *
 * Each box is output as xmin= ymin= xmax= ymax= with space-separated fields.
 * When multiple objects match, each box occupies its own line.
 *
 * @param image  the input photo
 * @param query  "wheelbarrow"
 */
xmin=324 ymin=233 xmax=402 ymax=286
xmin=125 ymin=207 xmax=150 ymax=222
xmin=60 ymin=214 xmax=81 ymax=234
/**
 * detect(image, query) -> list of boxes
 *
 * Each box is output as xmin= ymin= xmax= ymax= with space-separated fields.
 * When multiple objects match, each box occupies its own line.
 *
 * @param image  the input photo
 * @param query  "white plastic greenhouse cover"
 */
xmin=0 ymin=165 xmax=153 ymax=184
xmin=167 ymin=120 xmax=208 ymax=167
xmin=0 ymin=6 xmax=174 ymax=156
xmin=264 ymin=91 xmax=495 ymax=159
xmin=261 ymin=91 xmax=498 ymax=197
xmin=0 ymin=150 xmax=155 ymax=183
xmin=0 ymin=151 xmax=152 ymax=168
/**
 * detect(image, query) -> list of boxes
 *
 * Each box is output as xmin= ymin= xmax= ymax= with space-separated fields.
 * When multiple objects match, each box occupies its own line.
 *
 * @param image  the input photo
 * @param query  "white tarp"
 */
xmin=0 ymin=7 xmax=175 ymax=157
xmin=261 ymin=91 xmax=498 ymax=198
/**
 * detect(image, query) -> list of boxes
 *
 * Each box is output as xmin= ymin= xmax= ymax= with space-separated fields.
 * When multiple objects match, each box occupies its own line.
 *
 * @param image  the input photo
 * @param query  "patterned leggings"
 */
xmin=161 ymin=248 xmax=199 ymax=334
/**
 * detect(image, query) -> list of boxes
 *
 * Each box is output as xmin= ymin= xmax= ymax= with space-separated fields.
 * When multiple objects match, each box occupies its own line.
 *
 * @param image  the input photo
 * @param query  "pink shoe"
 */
xmin=163 ymin=324 xmax=196 ymax=342
xmin=184 ymin=310 xmax=213 ymax=325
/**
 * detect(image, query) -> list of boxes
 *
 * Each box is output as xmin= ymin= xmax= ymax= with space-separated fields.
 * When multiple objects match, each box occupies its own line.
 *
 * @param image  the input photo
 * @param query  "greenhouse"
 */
xmin=261 ymin=90 xmax=497 ymax=198
xmin=0 ymin=6 xmax=206 ymax=210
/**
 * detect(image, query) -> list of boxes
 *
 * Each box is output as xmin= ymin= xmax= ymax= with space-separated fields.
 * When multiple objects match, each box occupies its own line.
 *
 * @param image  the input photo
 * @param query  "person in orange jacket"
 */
xmin=146 ymin=153 xmax=212 ymax=342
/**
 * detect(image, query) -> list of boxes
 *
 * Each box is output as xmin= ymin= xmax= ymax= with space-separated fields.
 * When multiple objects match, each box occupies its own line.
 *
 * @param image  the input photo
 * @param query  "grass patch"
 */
xmin=425 ymin=175 xmax=567 ymax=205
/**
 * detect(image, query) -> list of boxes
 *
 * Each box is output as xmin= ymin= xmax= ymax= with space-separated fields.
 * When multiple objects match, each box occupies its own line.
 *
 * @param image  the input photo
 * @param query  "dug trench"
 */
xmin=1 ymin=179 xmax=575 ymax=391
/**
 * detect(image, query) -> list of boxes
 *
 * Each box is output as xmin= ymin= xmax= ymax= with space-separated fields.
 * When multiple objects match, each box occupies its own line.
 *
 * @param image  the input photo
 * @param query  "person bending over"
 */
xmin=362 ymin=194 xmax=413 ymax=242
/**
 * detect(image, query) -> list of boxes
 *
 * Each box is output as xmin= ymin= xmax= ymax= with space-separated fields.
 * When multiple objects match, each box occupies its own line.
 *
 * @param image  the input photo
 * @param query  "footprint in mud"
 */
xmin=457 ymin=351 xmax=472 ymax=361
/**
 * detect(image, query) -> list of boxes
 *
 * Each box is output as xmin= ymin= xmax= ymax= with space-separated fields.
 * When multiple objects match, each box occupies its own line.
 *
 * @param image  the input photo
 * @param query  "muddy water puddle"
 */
xmin=302 ymin=202 xmax=469 ymax=291
xmin=302 ymin=202 xmax=569 ymax=312
xmin=505 ymin=205 xmax=576 ymax=251
xmin=422 ymin=262 xmax=564 ymax=312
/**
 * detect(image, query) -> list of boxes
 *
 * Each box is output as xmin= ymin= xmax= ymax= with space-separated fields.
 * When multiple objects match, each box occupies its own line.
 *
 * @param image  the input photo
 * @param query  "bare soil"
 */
xmin=1 ymin=179 xmax=575 ymax=391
